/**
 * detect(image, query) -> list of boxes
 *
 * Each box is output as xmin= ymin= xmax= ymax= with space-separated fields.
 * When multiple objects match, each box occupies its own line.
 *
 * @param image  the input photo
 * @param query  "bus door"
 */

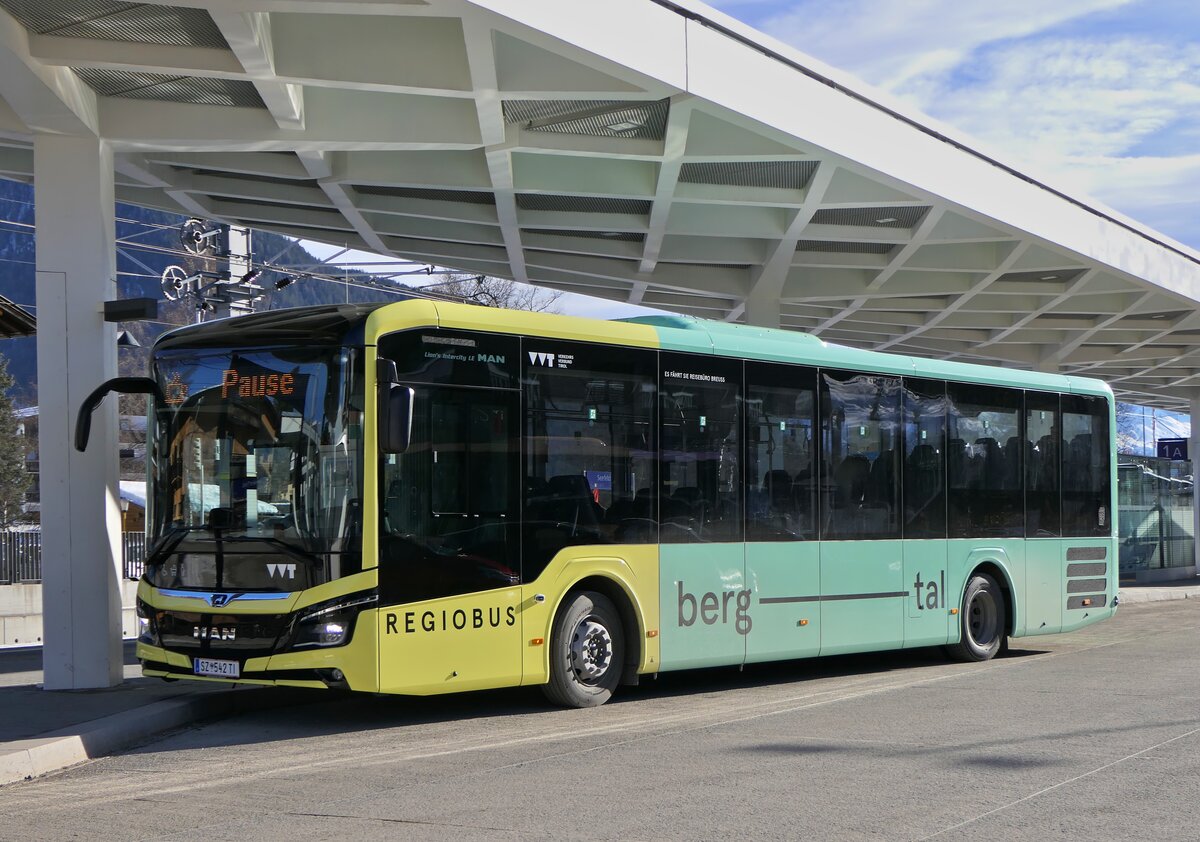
xmin=377 ymin=385 xmax=524 ymax=694
xmin=901 ymin=378 xmax=950 ymax=648
xmin=818 ymin=372 xmax=905 ymax=656
xmin=657 ymin=354 xmax=746 ymax=671
xmin=743 ymin=362 xmax=821 ymax=663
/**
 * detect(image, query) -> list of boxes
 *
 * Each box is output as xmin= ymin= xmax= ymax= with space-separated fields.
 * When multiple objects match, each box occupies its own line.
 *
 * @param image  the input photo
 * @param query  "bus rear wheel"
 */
xmin=946 ymin=573 xmax=1005 ymax=662
xmin=542 ymin=591 xmax=624 ymax=708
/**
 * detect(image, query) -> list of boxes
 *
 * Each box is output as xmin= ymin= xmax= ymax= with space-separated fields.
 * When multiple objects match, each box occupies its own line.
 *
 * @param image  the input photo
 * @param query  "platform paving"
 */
xmin=0 ymin=576 xmax=1195 ymax=787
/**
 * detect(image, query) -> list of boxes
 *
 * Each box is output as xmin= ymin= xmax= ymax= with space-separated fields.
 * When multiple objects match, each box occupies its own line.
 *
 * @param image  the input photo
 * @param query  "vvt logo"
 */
xmin=267 ymin=563 xmax=296 ymax=579
xmin=528 ymin=351 xmax=556 ymax=367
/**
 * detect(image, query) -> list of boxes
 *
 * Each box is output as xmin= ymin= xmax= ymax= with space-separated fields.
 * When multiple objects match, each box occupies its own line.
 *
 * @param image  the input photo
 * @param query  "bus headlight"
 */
xmin=135 ymin=598 xmax=159 ymax=644
xmin=291 ymin=592 xmax=377 ymax=650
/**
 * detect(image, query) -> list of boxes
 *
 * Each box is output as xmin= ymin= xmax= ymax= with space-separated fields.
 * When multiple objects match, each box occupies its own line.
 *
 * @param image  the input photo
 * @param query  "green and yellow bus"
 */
xmin=77 ymin=300 xmax=1117 ymax=707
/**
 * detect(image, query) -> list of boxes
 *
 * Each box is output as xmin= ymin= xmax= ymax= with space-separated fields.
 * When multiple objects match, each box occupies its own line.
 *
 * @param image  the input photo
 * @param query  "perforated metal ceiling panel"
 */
xmin=73 ymin=69 xmax=264 ymax=107
xmin=797 ymin=240 xmax=896 ymax=254
xmin=524 ymin=228 xmax=646 ymax=242
xmin=0 ymin=1 xmax=228 ymax=48
xmin=679 ymin=160 xmax=818 ymax=190
xmin=355 ymin=186 xmax=497 ymax=205
xmin=503 ymin=99 xmax=669 ymax=140
xmin=811 ymin=206 xmax=931 ymax=228
xmin=515 ymin=194 xmax=653 ymax=215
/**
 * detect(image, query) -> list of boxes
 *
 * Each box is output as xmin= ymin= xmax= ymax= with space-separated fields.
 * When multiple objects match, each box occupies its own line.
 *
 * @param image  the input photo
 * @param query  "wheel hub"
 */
xmin=570 ymin=618 xmax=613 ymax=682
xmin=966 ymin=590 xmax=999 ymax=648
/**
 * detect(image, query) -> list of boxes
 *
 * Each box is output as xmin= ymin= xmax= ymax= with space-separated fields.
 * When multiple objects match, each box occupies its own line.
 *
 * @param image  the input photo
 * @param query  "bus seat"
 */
xmin=834 ymin=455 xmax=870 ymax=507
xmin=867 ymin=452 xmax=895 ymax=503
xmin=764 ymin=469 xmax=791 ymax=507
xmin=1002 ymin=436 xmax=1023 ymax=488
xmin=947 ymin=438 xmax=968 ymax=483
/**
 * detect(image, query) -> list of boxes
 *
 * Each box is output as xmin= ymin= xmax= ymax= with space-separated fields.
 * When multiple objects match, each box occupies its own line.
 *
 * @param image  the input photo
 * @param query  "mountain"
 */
xmin=0 ymin=177 xmax=411 ymax=404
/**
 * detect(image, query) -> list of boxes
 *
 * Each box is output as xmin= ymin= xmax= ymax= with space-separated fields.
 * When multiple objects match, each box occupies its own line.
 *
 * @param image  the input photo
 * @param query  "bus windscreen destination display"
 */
xmin=219 ymin=368 xmax=296 ymax=399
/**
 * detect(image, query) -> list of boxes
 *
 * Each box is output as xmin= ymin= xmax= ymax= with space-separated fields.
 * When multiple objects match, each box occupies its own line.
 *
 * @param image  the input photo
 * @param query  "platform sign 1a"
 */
xmin=1156 ymin=438 xmax=1189 ymax=461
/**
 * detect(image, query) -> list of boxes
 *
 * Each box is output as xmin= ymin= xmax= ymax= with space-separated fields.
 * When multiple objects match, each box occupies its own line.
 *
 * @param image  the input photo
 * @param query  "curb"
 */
xmin=1118 ymin=587 xmax=1200 ymax=605
xmin=0 ymin=686 xmax=285 ymax=786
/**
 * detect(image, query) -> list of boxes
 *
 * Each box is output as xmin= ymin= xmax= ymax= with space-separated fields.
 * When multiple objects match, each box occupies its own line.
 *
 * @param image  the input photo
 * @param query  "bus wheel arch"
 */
xmin=562 ymin=575 xmax=642 ymax=686
xmin=947 ymin=561 xmax=1012 ymax=662
xmin=542 ymin=587 xmax=623 ymax=707
xmin=970 ymin=561 xmax=1015 ymax=639
xmin=541 ymin=576 xmax=642 ymax=708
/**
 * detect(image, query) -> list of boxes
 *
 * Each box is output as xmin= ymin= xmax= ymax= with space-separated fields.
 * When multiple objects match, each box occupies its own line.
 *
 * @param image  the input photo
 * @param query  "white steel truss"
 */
xmin=0 ymin=0 xmax=1198 ymax=407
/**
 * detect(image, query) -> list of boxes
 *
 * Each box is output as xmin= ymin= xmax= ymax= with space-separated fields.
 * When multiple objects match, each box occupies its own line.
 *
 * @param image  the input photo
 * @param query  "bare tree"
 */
xmin=434 ymin=274 xmax=562 ymax=313
xmin=0 ymin=355 xmax=30 ymax=525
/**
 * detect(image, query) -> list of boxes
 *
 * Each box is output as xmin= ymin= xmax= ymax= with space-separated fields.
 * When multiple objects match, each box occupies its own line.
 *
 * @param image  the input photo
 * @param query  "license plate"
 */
xmin=193 ymin=658 xmax=240 ymax=678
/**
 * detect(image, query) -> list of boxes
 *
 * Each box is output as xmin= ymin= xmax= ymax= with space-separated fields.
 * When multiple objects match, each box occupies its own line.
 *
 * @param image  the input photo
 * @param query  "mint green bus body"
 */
xmin=640 ymin=314 xmax=1116 ymax=671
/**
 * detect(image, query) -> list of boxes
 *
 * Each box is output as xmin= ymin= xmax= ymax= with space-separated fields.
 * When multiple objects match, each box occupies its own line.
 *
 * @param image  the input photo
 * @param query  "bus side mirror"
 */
xmin=377 ymin=359 xmax=413 ymax=454
xmin=380 ymin=384 xmax=414 ymax=454
xmin=75 ymin=376 xmax=163 ymax=452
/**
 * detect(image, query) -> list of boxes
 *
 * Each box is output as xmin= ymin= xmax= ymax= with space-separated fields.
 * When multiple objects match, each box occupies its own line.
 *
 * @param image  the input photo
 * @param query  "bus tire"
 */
xmin=946 ymin=573 xmax=1005 ymax=662
xmin=542 ymin=591 xmax=624 ymax=708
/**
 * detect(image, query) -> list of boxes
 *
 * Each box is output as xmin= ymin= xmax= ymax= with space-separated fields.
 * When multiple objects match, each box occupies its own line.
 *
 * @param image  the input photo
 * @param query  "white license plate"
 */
xmin=193 ymin=658 xmax=240 ymax=678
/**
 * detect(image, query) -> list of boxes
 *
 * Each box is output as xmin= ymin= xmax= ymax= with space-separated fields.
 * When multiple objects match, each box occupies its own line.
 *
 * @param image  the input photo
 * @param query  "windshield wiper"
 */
xmin=143 ymin=526 xmax=192 ymax=568
xmin=143 ymin=528 xmax=325 ymax=567
xmin=224 ymin=535 xmax=326 ymax=566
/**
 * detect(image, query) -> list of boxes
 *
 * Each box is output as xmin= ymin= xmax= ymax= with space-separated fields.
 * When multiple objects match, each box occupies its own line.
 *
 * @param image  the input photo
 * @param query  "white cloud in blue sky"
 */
xmin=709 ymin=0 xmax=1200 ymax=248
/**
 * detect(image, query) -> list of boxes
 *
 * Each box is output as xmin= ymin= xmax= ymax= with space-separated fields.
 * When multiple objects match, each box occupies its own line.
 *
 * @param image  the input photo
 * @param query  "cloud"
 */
xmin=1059 ymin=153 xmax=1200 ymax=246
xmin=905 ymin=38 xmax=1200 ymax=158
xmin=893 ymin=35 xmax=1200 ymax=242
xmin=725 ymin=0 xmax=1135 ymax=91
xmin=709 ymin=0 xmax=1200 ymax=247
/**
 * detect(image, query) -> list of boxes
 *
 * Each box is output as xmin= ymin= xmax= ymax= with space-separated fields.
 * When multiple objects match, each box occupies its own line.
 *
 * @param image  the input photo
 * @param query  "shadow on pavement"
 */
xmin=116 ymin=645 xmax=1053 ymax=756
xmin=0 ymin=639 xmax=139 ymax=677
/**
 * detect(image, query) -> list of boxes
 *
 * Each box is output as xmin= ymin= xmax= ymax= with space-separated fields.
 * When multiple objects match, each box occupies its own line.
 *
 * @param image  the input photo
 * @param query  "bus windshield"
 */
xmin=147 ymin=346 xmax=363 ymax=589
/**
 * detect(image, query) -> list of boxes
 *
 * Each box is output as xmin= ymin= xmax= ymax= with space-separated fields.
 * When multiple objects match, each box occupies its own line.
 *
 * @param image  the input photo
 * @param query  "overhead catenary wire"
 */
xmin=0 ymin=200 xmax=500 ymax=317
xmin=0 ymin=210 xmax=443 ymax=283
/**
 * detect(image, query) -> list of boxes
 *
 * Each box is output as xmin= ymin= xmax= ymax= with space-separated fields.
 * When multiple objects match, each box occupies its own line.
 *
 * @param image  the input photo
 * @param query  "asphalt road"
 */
xmin=2 ymin=600 xmax=1198 ymax=841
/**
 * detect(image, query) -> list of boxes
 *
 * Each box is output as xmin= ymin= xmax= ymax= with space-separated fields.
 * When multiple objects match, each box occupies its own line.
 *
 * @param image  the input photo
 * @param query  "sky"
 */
xmin=708 ymin=0 xmax=1200 ymax=249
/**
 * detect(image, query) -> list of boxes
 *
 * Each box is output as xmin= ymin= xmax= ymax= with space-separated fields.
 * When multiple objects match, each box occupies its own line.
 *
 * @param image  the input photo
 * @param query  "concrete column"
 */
xmin=34 ymin=134 xmax=123 ymax=689
xmin=1190 ymin=394 xmax=1200 ymax=576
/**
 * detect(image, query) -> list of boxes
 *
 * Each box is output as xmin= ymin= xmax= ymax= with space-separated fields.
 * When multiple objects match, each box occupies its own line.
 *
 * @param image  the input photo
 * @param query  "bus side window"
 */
xmin=522 ymin=342 xmax=657 ymax=581
xmin=745 ymin=362 xmax=817 ymax=541
xmin=1025 ymin=392 xmax=1060 ymax=537
xmin=1062 ymin=395 xmax=1111 ymax=537
xmin=660 ymin=354 xmax=743 ymax=545
xmin=378 ymin=388 xmax=521 ymax=604
xmin=946 ymin=383 xmax=1023 ymax=538
xmin=902 ymin=378 xmax=947 ymax=539
xmin=819 ymin=371 xmax=901 ymax=540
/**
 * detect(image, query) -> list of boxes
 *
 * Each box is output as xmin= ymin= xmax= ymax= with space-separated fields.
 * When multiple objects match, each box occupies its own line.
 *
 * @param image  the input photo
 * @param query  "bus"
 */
xmin=76 ymin=300 xmax=1117 ymax=707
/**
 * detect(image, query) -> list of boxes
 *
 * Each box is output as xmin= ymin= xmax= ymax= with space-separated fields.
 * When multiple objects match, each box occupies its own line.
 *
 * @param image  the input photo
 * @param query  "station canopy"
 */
xmin=1 ymin=0 xmax=1199 ymax=408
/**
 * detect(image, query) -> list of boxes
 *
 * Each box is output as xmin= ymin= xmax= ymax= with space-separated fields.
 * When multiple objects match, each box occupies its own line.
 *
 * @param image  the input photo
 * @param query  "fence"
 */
xmin=0 ymin=531 xmax=146 ymax=584
xmin=0 ymin=531 xmax=41 ymax=583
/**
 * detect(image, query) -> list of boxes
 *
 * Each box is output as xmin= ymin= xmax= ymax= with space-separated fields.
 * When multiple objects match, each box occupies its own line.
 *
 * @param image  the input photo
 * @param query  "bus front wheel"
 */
xmin=946 ymin=573 xmax=1005 ymax=662
xmin=543 ymin=591 xmax=624 ymax=708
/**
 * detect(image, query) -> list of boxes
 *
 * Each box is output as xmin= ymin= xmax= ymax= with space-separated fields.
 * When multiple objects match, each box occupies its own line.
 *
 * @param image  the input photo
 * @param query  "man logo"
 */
xmin=193 ymin=625 xmax=236 ymax=641
xmin=208 ymin=593 xmax=241 ymax=608
xmin=528 ymin=351 xmax=555 ymax=367
xmin=267 ymin=563 xmax=296 ymax=579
